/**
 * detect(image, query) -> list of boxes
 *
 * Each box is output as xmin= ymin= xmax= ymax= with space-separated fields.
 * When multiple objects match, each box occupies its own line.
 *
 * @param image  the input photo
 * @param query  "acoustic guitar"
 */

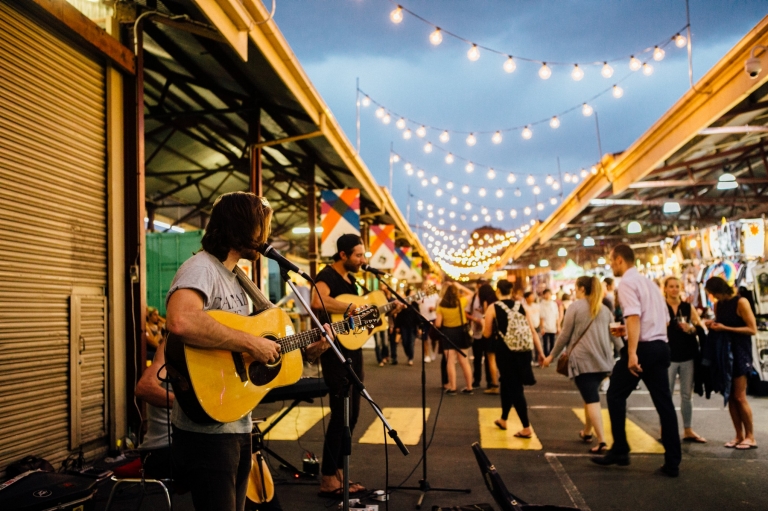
xmin=166 ymin=306 xmax=379 ymax=424
xmin=332 ymin=286 xmax=436 ymax=350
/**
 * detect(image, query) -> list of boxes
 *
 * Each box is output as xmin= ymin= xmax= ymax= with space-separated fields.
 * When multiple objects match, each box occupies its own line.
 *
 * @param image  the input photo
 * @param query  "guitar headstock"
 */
xmin=349 ymin=305 xmax=380 ymax=329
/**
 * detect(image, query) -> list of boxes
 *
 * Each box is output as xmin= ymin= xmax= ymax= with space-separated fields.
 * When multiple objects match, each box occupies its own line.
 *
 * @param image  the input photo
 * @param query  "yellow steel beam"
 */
xmin=252 ymin=130 xmax=322 ymax=149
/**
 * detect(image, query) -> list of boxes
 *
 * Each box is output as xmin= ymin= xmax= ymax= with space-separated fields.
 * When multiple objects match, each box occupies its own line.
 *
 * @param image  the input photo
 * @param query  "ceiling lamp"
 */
xmin=663 ymin=201 xmax=681 ymax=214
xmin=583 ymin=236 xmax=595 ymax=247
xmin=627 ymin=221 xmax=642 ymax=234
xmin=540 ymin=259 xmax=549 ymax=267
xmin=557 ymin=247 xmax=567 ymax=257
xmin=597 ymin=257 xmax=606 ymax=265
xmin=717 ymin=172 xmax=738 ymax=190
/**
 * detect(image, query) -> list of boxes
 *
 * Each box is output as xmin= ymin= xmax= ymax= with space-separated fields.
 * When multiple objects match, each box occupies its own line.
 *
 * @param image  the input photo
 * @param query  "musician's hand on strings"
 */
xmin=247 ymin=335 xmax=281 ymax=364
xmin=305 ymin=324 xmax=333 ymax=363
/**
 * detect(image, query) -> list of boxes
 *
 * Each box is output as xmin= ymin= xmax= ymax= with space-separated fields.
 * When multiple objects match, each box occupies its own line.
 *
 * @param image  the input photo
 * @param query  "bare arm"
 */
xmin=166 ymin=289 xmax=279 ymax=364
xmin=135 ymin=342 xmax=174 ymax=408
xmin=528 ymin=313 xmax=545 ymax=362
xmin=549 ymin=305 xmax=576 ymax=361
xmin=482 ymin=304 xmax=496 ymax=338
xmin=689 ymin=305 xmax=703 ymax=327
xmin=435 ymin=311 xmax=443 ymax=329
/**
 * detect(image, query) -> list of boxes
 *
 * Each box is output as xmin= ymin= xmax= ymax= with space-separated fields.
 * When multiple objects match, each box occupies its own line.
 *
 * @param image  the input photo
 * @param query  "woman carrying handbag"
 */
xmin=543 ymin=276 xmax=623 ymax=453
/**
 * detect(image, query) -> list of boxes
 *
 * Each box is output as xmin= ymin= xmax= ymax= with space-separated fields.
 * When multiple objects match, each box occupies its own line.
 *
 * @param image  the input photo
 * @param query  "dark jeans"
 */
xmin=396 ymin=327 xmax=416 ymax=361
xmin=141 ymin=447 xmax=172 ymax=480
xmin=374 ymin=330 xmax=389 ymax=362
xmin=496 ymin=348 xmax=530 ymax=427
xmin=320 ymin=348 xmax=363 ymax=475
xmin=172 ymin=427 xmax=251 ymax=511
xmin=542 ymin=333 xmax=556 ymax=356
xmin=472 ymin=336 xmax=494 ymax=387
xmin=607 ymin=342 xmax=681 ymax=468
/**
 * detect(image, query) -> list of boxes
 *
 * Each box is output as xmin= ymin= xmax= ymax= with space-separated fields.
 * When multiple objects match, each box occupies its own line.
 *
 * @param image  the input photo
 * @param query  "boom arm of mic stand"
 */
xmin=375 ymin=278 xmax=468 ymax=358
xmin=279 ymin=269 xmax=410 ymax=457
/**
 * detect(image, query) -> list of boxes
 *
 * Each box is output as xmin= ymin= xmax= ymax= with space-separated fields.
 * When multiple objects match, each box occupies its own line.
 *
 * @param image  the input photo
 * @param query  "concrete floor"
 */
xmin=95 ymin=346 xmax=768 ymax=511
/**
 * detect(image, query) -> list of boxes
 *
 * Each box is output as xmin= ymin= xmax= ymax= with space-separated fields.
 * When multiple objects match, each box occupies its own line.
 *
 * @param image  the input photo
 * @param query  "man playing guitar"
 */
xmin=311 ymin=234 xmax=403 ymax=497
xmin=165 ymin=192 xmax=329 ymax=510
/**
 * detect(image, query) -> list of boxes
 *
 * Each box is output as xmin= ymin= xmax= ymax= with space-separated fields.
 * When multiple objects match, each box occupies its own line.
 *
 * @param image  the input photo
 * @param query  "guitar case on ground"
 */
xmin=0 ymin=471 xmax=97 ymax=511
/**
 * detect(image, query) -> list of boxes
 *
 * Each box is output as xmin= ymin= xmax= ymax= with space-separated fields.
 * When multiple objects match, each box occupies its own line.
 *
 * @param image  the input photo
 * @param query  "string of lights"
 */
xmin=388 ymin=2 xmax=688 ymax=78
xmin=361 ymin=75 xmax=631 ymax=142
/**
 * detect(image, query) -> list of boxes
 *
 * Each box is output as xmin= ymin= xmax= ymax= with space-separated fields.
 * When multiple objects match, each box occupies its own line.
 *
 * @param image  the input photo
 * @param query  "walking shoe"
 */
xmin=655 ymin=465 xmax=679 ymax=477
xmin=483 ymin=387 xmax=500 ymax=394
xmin=445 ymin=389 xmax=457 ymax=396
xmin=461 ymin=388 xmax=474 ymax=395
xmin=590 ymin=452 xmax=630 ymax=466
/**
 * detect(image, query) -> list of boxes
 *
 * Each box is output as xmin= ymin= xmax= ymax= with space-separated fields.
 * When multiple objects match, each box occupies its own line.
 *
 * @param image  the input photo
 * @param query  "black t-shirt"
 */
xmin=314 ymin=265 xmax=360 ymax=325
xmin=395 ymin=302 xmax=419 ymax=330
xmin=666 ymin=302 xmax=699 ymax=362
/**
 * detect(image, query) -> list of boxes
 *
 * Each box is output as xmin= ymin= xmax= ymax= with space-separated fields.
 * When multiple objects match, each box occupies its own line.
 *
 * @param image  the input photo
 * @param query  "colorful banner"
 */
xmin=393 ymin=245 xmax=412 ymax=280
xmin=320 ymin=189 xmax=360 ymax=257
xmin=409 ymin=256 xmax=423 ymax=283
xmin=368 ymin=224 xmax=395 ymax=269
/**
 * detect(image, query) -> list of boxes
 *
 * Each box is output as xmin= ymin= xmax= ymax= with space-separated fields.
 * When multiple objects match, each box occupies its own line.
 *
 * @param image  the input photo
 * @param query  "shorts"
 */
xmin=574 ymin=372 xmax=609 ymax=404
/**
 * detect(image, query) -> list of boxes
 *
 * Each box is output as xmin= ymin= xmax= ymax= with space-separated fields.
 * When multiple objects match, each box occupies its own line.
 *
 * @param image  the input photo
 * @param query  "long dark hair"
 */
xmin=201 ymin=192 xmax=273 ymax=261
xmin=440 ymin=283 xmax=460 ymax=308
xmin=478 ymin=283 xmax=498 ymax=308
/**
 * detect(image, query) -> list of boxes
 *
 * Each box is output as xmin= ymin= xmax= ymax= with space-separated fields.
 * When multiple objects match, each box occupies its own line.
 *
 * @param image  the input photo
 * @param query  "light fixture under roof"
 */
xmin=627 ymin=221 xmax=642 ymax=234
xmin=717 ymin=172 xmax=738 ymax=190
xmin=663 ymin=201 xmax=681 ymax=214
xmin=583 ymin=236 xmax=595 ymax=247
xmin=557 ymin=247 xmax=567 ymax=257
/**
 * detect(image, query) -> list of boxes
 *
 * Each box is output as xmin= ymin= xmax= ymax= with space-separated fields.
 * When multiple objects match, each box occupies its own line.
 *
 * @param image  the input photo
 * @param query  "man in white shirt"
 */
xmin=593 ymin=244 xmax=680 ymax=477
xmin=538 ymin=289 xmax=559 ymax=356
xmin=419 ymin=290 xmax=438 ymax=362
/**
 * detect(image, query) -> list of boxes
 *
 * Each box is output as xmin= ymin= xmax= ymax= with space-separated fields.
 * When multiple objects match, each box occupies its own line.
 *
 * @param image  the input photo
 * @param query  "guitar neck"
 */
xmin=379 ymin=294 xmax=419 ymax=315
xmin=277 ymin=319 xmax=354 ymax=353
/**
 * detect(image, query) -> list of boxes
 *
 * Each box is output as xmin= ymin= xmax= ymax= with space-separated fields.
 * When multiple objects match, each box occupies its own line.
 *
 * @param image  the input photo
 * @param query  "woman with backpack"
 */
xmin=435 ymin=283 xmax=475 ymax=395
xmin=482 ymin=280 xmax=545 ymax=437
xmin=543 ymin=275 xmax=623 ymax=453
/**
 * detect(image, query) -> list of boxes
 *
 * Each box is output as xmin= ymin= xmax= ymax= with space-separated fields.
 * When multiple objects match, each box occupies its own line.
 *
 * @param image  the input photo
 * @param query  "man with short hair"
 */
xmin=165 ymin=192 xmax=329 ymax=510
xmin=592 ymin=244 xmax=681 ymax=477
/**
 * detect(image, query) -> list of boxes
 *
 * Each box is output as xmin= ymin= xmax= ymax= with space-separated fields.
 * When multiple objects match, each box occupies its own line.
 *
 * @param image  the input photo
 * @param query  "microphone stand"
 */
xmin=375 ymin=277 xmax=471 ymax=509
xmin=279 ymin=268 xmax=409 ymax=511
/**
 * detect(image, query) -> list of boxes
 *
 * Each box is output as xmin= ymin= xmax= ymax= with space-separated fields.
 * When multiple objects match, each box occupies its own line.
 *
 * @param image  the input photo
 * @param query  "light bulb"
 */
xmin=552 ymin=182 xmax=560 ymax=190
xmin=550 ymin=197 xmax=558 ymax=205
xmin=481 ymin=207 xmax=488 ymax=215
xmin=496 ymin=189 xmax=503 ymax=198
xmin=467 ymin=44 xmax=480 ymax=62
xmin=435 ymin=130 xmax=448 ymax=144
xmin=582 ymin=103 xmax=593 ymax=116
xmin=361 ymin=96 xmax=371 ymax=107
xmin=492 ymin=131 xmax=502 ymax=144
xmin=465 ymin=202 xmax=472 ymax=210
xmin=524 ymin=207 xmax=531 ymax=216
xmin=538 ymin=62 xmax=552 ymax=80
xmin=601 ymin=61 xmax=614 ymax=78
xmin=391 ymin=154 xmax=400 ymax=163
xmin=466 ymin=133 xmax=477 ymax=146
xmin=545 ymin=174 xmax=554 ymax=185
xmin=503 ymin=56 xmax=516 ymax=73
xmin=472 ymin=214 xmax=479 ymax=221
xmin=580 ymin=168 xmax=588 ymax=178
xmin=507 ymin=173 xmax=516 ymax=183
xmin=421 ymin=179 xmax=428 ymax=186
xmin=430 ymin=28 xmax=443 ymax=45
xmin=612 ymin=84 xmax=624 ymax=98
xmin=416 ymin=169 xmax=424 ymax=178
xmin=526 ymin=174 xmax=535 ymax=185
xmin=375 ymin=107 xmax=385 ymax=118
xmin=642 ymin=62 xmax=653 ymax=76
xmin=629 ymin=56 xmax=641 ymax=71
xmin=653 ymin=46 xmax=665 ymax=61
xmin=436 ymin=189 xmax=443 ymax=197
xmin=424 ymin=142 xmax=432 ymax=153
xmin=416 ymin=125 xmax=426 ymax=138
xmin=446 ymin=181 xmax=454 ymax=190
xmin=521 ymin=126 xmax=532 ymax=140
xmin=465 ymin=162 xmax=474 ymax=173
xmin=390 ymin=6 xmax=403 ymax=23
xmin=396 ymin=117 xmax=406 ymax=129
xmin=450 ymin=196 xmax=458 ymax=204
xmin=406 ymin=167 xmax=414 ymax=176
xmin=510 ymin=209 xmax=517 ymax=218
xmin=445 ymin=153 xmax=454 ymax=164
xmin=537 ymin=203 xmax=544 ymax=211
xmin=675 ymin=33 xmax=687 ymax=48
xmin=487 ymin=168 xmax=496 ymax=179
xmin=590 ymin=166 xmax=598 ymax=174
xmin=431 ymin=176 xmax=439 ymax=184
xmin=484 ymin=215 xmax=491 ymax=222
xmin=550 ymin=116 xmax=560 ymax=129
xmin=571 ymin=64 xmax=584 ymax=81
xmin=478 ymin=188 xmax=486 ymax=197
xmin=462 ymin=185 xmax=470 ymax=194
xmin=564 ymin=173 xmax=571 ymax=182
xmin=533 ymin=186 xmax=541 ymax=195
xmin=403 ymin=128 xmax=412 ymax=139
xmin=514 ymin=188 xmax=521 ymax=197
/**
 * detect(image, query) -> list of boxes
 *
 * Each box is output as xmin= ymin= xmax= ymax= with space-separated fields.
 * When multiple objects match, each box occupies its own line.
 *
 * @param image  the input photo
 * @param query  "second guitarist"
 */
xmin=311 ymin=234 xmax=403 ymax=498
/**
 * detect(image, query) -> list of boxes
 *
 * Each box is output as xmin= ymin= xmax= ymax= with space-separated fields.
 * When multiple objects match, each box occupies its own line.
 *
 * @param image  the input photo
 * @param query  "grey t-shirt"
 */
xmin=166 ymin=251 xmax=259 ymax=434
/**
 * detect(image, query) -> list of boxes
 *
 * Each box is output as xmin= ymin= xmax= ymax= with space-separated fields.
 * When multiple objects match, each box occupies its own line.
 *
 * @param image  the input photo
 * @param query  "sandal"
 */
xmin=682 ymin=436 xmax=707 ymax=444
xmin=513 ymin=431 xmax=532 ymax=439
xmin=494 ymin=419 xmax=507 ymax=431
xmin=724 ymin=440 xmax=743 ymax=448
xmin=735 ymin=442 xmax=758 ymax=450
xmin=589 ymin=442 xmax=607 ymax=454
xmin=579 ymin=431 xmax=593 ymax=443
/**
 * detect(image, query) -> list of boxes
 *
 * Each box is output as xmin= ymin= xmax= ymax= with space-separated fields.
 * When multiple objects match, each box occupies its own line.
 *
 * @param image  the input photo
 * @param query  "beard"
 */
xmin=343 ymin=259 xmax=361 ymax=273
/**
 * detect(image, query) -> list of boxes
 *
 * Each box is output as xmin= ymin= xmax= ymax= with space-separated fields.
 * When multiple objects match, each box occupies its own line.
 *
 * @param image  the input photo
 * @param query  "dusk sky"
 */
xmin=275 ymin=1 xmax=767 ymax=238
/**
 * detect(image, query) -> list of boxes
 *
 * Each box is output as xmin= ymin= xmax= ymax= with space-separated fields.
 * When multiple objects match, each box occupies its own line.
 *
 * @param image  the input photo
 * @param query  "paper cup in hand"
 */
xmin=610 ymin=322 xmax=626 ymax=336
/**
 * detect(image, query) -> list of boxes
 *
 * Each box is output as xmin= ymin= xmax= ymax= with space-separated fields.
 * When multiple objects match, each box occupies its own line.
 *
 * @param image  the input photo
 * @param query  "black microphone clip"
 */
xmin=362 ymin=264 xmax=390 ymax=278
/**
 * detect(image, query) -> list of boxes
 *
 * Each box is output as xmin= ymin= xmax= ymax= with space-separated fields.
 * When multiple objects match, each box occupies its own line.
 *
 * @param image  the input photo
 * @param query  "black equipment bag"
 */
xmin=0 ymin=471 xmax=96 ymax=511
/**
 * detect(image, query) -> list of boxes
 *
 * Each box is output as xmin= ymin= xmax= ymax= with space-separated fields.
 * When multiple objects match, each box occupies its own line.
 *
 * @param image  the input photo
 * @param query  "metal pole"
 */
xmin=594 ymin=111 xmax=603 ymax=164
xmin=356 ymin=78 xmax=360 ymax=154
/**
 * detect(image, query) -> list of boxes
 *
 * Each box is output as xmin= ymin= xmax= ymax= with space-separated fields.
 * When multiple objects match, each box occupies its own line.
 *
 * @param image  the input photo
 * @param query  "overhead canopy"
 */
xmin=495 ymin=15 xmax=768 ymax=268
xmin=135 ymin=0 xmax=434 ymax=269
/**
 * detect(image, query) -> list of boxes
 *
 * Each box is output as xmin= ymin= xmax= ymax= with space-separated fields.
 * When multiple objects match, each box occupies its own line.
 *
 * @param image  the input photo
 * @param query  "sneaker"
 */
xmin=461 ymin=388 xmax=474 ymax=395
xmin=424 ymin=356 xmax=432 ymax=363
xmin=591 ymin=452 xmax=630 ymax=467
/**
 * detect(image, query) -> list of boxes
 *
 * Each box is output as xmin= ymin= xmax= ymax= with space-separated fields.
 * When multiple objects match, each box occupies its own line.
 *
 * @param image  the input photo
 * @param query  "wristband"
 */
xmin=344 ymin=303 xmax=353 ymax=318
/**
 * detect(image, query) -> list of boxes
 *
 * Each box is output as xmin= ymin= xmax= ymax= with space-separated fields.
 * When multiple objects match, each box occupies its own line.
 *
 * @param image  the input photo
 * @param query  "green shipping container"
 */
xmin=146 ymin=230 xmax=204 ymax=316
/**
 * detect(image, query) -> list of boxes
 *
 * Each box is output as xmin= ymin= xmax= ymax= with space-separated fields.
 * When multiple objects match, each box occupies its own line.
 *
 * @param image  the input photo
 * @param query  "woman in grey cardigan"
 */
xmin=543 ymin=275 xmax=623 ymax=453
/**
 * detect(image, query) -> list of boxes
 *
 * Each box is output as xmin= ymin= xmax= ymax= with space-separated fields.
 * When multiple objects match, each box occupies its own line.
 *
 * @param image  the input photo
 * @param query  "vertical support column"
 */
xmin=307 ymin=166 xmax=318 ymax=279
xmin=249 ymin=106 xmax=264 ymax=291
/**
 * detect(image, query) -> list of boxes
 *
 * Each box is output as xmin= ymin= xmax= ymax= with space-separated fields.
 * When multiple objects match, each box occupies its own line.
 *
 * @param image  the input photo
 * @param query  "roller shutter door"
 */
xmin=0 ymin=2 xmax=108 ymax=475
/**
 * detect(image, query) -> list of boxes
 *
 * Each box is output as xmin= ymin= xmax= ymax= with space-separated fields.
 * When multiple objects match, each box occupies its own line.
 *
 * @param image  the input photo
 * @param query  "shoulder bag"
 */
xmin=556 ymin=317 xmax=595 ymax=376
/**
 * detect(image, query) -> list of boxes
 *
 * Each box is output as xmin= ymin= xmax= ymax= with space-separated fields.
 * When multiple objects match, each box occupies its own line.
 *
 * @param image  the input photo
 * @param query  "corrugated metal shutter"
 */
xmin=0 ymin=2 xmax=108 ymax=474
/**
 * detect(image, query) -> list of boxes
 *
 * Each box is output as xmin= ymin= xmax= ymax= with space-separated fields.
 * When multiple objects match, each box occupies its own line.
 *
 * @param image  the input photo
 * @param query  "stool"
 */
xmin=104 ymin=471 xmax=171 ymax=511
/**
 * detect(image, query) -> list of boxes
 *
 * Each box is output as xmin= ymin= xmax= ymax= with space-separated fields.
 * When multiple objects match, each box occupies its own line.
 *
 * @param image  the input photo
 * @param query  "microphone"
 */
xmin=258 ymin=244 xmax=313 ymax=282
xmin=362 ymin=264 xmax=390 ymax=277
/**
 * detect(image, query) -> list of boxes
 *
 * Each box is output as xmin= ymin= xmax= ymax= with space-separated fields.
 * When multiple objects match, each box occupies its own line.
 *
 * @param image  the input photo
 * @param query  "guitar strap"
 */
xmin=234 ymin=265 xmax=273 ymax=315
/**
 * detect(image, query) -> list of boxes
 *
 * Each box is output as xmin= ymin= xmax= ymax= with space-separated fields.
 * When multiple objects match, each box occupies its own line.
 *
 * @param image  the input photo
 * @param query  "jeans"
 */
xmin=172 ymin=427 xmax=251 ymax=511
xmin=669 ymin=359 xmax=695 ymax=429
xmin=472 ymin=337 xmax=494 ymax=387
xmin=374 ymin=330 xmax=389 ymax=362
xmin=496 ymin=348 xmax=531 ymax=427
xmin=542 ymin=333 xmax=556 ymax=356
xmin=607 ymin=342 xmax=681 ymax=468
xmin=397 ymin=327 xmax=416 ymax=361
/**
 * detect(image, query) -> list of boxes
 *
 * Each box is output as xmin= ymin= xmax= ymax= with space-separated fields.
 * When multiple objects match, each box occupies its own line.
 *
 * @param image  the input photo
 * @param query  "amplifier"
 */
xmin=0 ymin=471 xmax=96 ymax=511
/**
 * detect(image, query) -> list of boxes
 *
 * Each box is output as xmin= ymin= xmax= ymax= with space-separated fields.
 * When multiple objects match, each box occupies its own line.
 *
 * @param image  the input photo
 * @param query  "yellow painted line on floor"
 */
xmin=478 ymin=408 xmax=542 ymax=450
xmin=262 ymin=407 xmax=330 ymax=441
xmin=572 ymin=408 xmax=664 ymax=454
xmin=358 ymin=408 xmax=430 ymax=445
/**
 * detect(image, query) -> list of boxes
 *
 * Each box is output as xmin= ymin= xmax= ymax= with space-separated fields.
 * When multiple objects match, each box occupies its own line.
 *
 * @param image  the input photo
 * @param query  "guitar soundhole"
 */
xmin=248 ymin=336 xmax=282 ymax=386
